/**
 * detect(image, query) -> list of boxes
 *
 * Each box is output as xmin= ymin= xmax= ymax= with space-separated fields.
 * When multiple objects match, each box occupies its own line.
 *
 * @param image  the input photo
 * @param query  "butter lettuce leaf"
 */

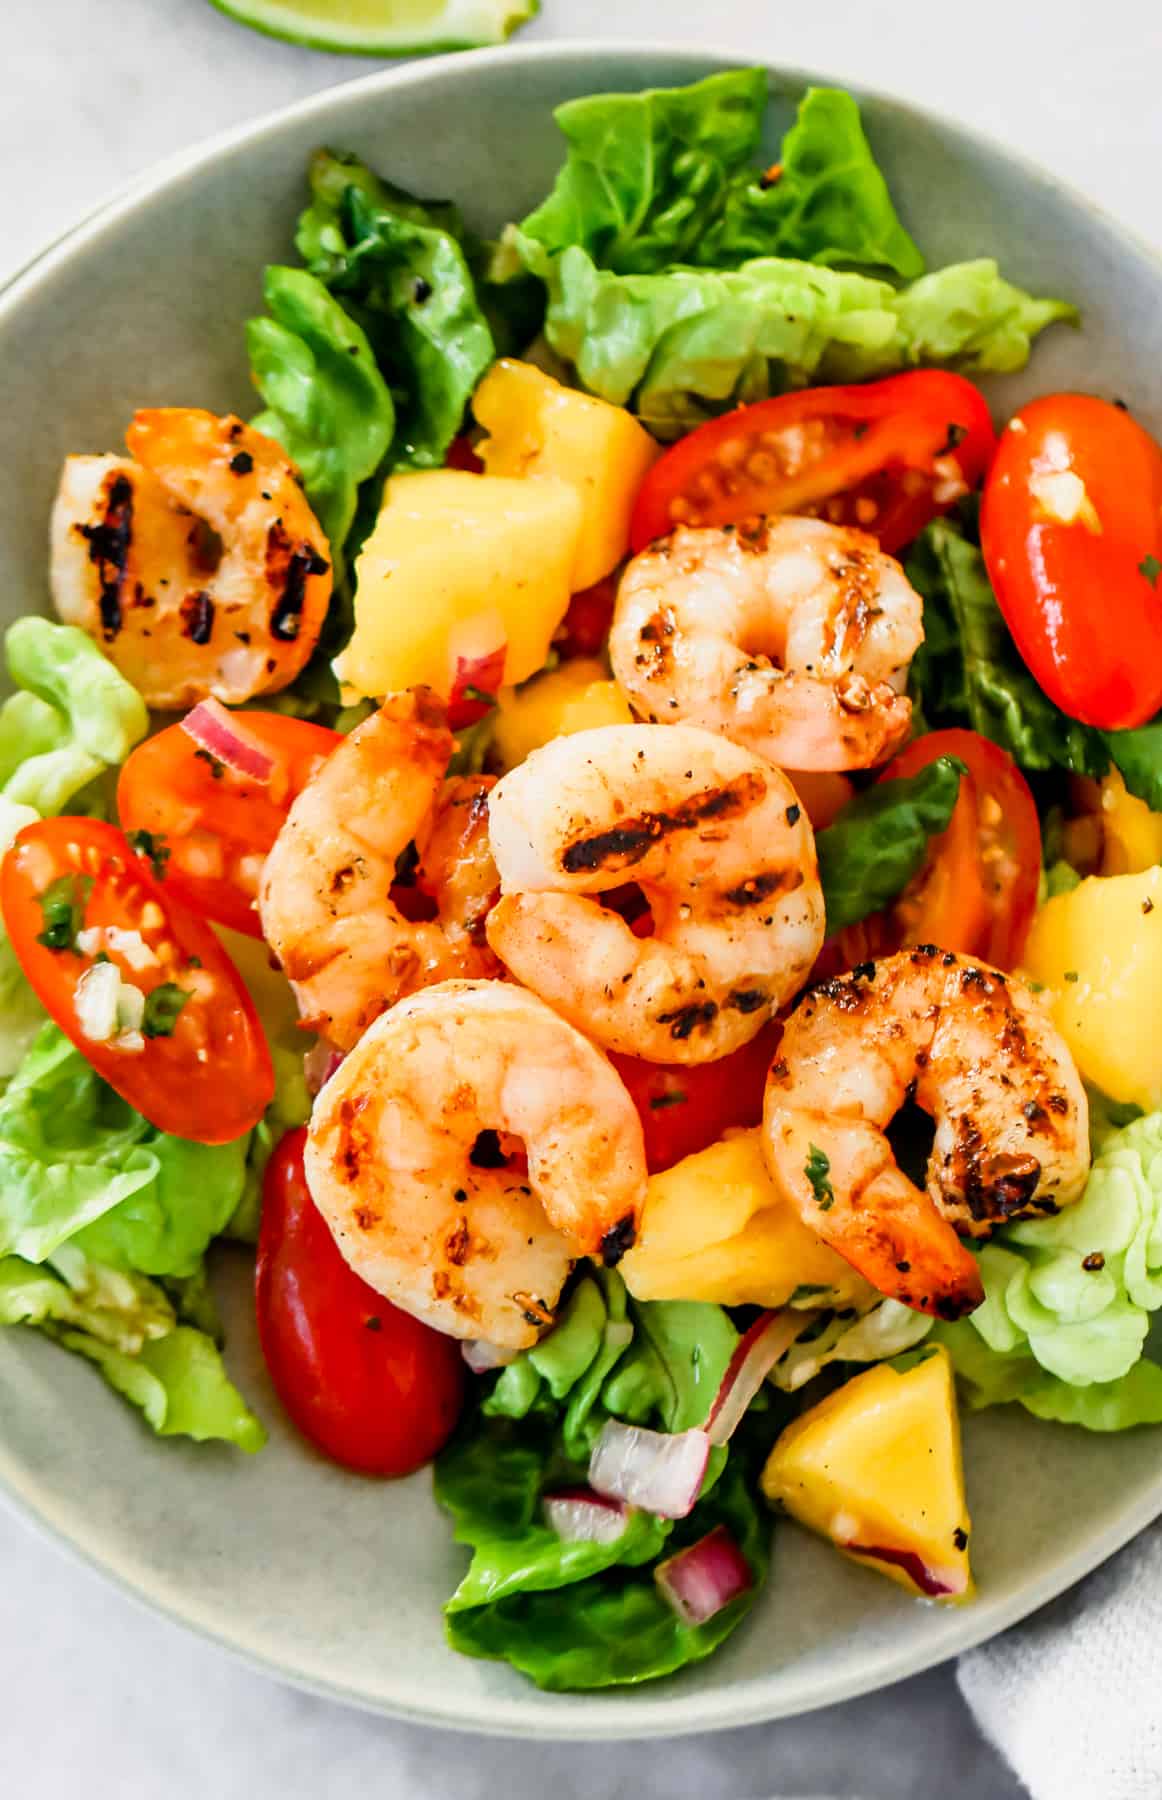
xmin=518 ymin=74 xmax=922 ymax=280
xmin=532 ymin=249 xmax=1072 ymax=439
xmin=937 ymin=1111 xmax=1162 ymax=1426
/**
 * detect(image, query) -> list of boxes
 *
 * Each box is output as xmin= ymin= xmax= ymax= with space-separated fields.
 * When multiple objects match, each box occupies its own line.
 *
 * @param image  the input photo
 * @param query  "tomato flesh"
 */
xmin=981 ymin=394 xmax=1162 ymax=730
xmin=556 ymin=575 xmax=619 ymax=661
xmin=256 ymin=1129 xmax=464 ymax=1475
xmin=611 ymin=1021 xmax=782 ymax=1173
xmin=118 ymin=711 xmax=341 ymax=936
xmin=630 ymin=372 xmax=996 ymax=556
xmin=834 ymin=728 xmax=1041 ymax=972
xmin=1 ymin=817 xmax=273 ymax=1141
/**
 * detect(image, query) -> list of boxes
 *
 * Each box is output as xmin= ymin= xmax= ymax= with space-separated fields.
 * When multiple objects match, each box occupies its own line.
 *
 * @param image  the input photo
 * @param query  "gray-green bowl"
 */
xmin=1 ymin=41 xmax=1160 ymax=1740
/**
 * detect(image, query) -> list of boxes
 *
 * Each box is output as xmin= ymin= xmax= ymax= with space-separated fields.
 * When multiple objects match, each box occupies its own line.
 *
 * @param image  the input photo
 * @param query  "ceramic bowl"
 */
xmin=1 ymin=40 xmax=1160 ymax=1739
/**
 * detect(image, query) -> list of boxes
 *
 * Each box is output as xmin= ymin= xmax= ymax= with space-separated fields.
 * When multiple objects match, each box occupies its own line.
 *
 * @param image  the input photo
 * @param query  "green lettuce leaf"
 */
xmin=936 ymin=1110 xmax=1162 ymax=1424
xmin=0 ymin=797 xmax=47 ymax=1079
xmin=814 ymin=755 xmax=965 ymax=935
xmin=247 ymin=266 xmax=395 ymax=558
xmin=532 ymin=249 xmax=1072 ymax=439
xmin=0 ymin=1252 xmax=263 ymax=1449
xmin=0 ymin=1024 xmax=249 ymax=1275
xmin=0 ymin=618 xmax=148 ymax=813
xmin=297 ymin=150 xmax=494 ymax=470
xmin=444 ymin=1434 xmax=770 ymax=1691
xmin=1102 ymin=720 xmax=1162 ymax=812
xmin=775 ymin=1298 xmax=934 ymax=1392
xmin=905 ymin=515 xmax=1109 ymax=775
xmin=435 ymin=1274 xmax=773 ymax=1689
xmin=518 ymin=75 xmax=922 ymax=280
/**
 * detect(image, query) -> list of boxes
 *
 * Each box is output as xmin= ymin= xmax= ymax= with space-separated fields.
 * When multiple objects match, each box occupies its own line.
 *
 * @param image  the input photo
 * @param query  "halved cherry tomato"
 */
xmin=118 ymin=712 xmax=341 ymax=936
xmin=981 ymin=394 xmax=1162 ymax=729
xmin=1 ymin=817 xmax=273 ymax=1141
xmin=556 ymin=575 xmax=619 ymax=661
xmin=610 ymin=1021 xmax=782 ymax=1174
xmin=629 ymin=372 xmax=996 ymax=556
xmin=256 ymin=1129 xmax=464 ymax=1476
xmin=445 ymin=433 xmax=484 ymax=474
xmin=834 ymin=728 xmax=1041 ymax=972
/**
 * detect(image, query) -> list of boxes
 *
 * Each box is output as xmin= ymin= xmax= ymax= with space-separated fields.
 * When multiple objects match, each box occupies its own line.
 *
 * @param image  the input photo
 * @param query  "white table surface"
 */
xmin=2 ymin=2 xmax=1158 ymax=1795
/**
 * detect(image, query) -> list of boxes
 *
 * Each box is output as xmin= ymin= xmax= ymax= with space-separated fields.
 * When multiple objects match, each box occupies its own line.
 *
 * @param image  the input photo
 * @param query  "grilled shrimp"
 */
xmin=51 ymin=409 xmax=331 ymax=709
xmin=486 ymin=723 xmax=824 ymax=1064
xmin=609 ymin=517 xmax=924 ymax=770
xmin=260 ymin=690 xmax=500 ymax=1051
xmin=763 ymin=949 xmax=1090 ymax=1320
xmin=305 ymin=980 xmax=648 ymax=1348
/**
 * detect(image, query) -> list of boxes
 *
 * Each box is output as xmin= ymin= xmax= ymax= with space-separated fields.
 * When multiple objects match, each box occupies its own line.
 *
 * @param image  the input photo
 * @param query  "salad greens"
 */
xmin=815 ymin=755 xmax=965 ymax=936
xmin=517 ymin=74 xmax=923 ymax=281
xmin=436 ymin=1271 xmax=781 ymax=1688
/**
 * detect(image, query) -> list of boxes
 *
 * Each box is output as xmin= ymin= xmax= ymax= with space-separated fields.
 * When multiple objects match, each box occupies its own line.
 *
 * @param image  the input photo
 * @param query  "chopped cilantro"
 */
xmin=460 ymin=685 xmax=497 ymax=709
xmin=938 ymin=421 xmax=968 ymax=456
xmin=649 ymin=1090 xmax=687 ymax=1111
xmin=142 ymin=983 xmax=191 ymax=1038
xmin=1139 ymin=554 xmax=1162 ymax=589
xmin=193 ymin=747 xmax=225 ymax=780
xmin=1064 ymin=970 xmax=1080 ymax=983
xmin=804 ymin=1144 xmax=835 ymax=1211
xmin=126 ymin=828 xmax=170 ymax=881
xmin=36 ymin=875 xmax=90 ymax=951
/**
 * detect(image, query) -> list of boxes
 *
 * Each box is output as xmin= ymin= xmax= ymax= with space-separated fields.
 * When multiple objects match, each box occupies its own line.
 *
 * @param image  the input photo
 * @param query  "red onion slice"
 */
xmin=447 ymin=617 xmax=507 ymax=729
xmin=461 ymin=1338 xmax=517 ymax=1374
xmin=655 ymin=1525 xmax=753 ymax=1626
xmin=704 ymin=1309 xmax=812 ymax=1447
xmin=842 ymin=1541 xmax=969 ymax=1599
xmin=543 ymin=1486 xmax=630 ymax=1545
xmin=303 ymin=1040 xmax=344 ymax=1098
xmin=588 ymin=1419 xmax=709 ymax=1519
xmin=180 ymin=698 xmax=275 ymax=783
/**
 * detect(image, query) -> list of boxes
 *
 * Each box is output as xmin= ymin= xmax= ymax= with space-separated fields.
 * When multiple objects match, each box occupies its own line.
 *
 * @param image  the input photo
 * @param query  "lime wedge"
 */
xmin=208 ymin=0 xmax=538 ymax=54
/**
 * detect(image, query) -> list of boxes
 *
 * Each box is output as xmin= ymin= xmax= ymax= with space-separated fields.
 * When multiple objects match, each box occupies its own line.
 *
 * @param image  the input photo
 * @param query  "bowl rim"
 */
xmin=2 ymin=36 xmax=1161 ymax=1741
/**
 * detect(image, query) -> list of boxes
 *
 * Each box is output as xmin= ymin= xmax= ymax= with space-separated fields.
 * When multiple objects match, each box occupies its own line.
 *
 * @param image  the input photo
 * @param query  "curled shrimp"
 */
xmin=51 ymin=409 xmax=331 ymax=709
xmin=486 ymin=723 xmax=824 ymax=1064
xmin=763 ymin=949 xmax=1090 ymax=1319
xmin=609 ymin=517 xmax=924 ymax=771
xmin=305 ymin=979 xmax=648 ymax=1348
xmin=259 ymin=690 xmax=500 ymax=1051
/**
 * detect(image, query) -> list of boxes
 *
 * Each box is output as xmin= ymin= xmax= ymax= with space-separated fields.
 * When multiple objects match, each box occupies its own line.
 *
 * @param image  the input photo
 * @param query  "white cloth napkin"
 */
xmin=959 ymin=1521 xmax=1162 ymax=1800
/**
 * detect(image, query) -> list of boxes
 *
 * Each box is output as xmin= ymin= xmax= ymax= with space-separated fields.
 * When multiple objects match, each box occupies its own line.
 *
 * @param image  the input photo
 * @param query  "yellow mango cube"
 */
xmin=492 ymin=658 xmax=634 ymax=770
xmin=620 ymin=1130 xmax=869 ymax=1310
xmin=1099 ymin=770 xmax=1162 ymax=875
xmin=762 ymin=1346 xmax=973 ymax=1602
xmin=1022 ymin=866 xmax=1162 ymax=1110
xmin=335 ymin=469 xmax=583 ymax=701
xmin=474 ymin=359 xmax=660 ymax=590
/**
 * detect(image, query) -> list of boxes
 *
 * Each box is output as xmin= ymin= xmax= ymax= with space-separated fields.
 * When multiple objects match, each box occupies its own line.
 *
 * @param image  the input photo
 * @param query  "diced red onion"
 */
xmin=303 ymin=1040 xmax=344 ymax=1098
xmin=655 ymin=1525 xmax=753 ymax=1626
xmin=461 ymin=1338 xmax=517 ymax=1374
xmin=448 ymin=642 xmax=507 ymax=729
xmin=543 ymin=1486 xmax=629 ymax=1546
xmin=181 ymin=698 xmax=275 ymax=783
xmin=588 ymin=1419 xmax=709 ymax=1519
xmin=704 ymin=1309 xmax=810 ymax=1447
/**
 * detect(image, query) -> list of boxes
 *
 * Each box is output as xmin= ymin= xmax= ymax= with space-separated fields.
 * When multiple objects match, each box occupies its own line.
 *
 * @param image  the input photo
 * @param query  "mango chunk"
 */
xmin=762 ymin=1346 xmax=973 ymax=1602
xmin=475 ymin=359 xmax=660 ymax=589
xmin=1022 ymin=865 xmax=1162 ymax=1111
xmin=1099 ymin=770 xmax=1162 ymax=876
xmin=620 ymin=1130 xmax=870 ymax=1310
xmin=336 ymin=469 xmax=582 ymax=701
xmin=492 ymin=658 xmax=634 ymax=770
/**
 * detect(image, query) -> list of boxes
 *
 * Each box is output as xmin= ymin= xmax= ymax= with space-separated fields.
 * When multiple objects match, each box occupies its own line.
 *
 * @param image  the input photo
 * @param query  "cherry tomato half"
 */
xmin=610 ymin=1021 xmax=782 ymax=1174
xmin=630 ymin=372 xmax=996 ymax=556
xmin=834 ymin=728 xmax=1041 ymax=972
xmin=118 ymin=711 xmax=341 ymax=936
xmin=981 ymin=395 xmax=1162 ymax=730
xmin=256 ymin=1129 xmax=464 ymax=1476
xmin=555 ymin=575 xmax=619 ymax=662
xmin=1 ymin=817 xmax=273 ymax=1141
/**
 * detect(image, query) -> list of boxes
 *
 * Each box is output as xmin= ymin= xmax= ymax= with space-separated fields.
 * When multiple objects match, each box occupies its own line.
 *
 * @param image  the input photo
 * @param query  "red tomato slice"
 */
xmin=610 ymin=1021 xmax=782 ymax=1174
xmin=981 ymin=394 xmax=1162 ymax=729
xmin=630 ymin=372 xmax=996 ymax=556
xmin=556 ymin=575 xmax=619 ymax=661
xmin=256 ymin=1129 xmax=464 ymax=1475
xmin=1 ymin=817 xmax=273 ymax=1141
xmin=835 ymin=728 xmax=1041 ymax=972
xmin=118 ymin=711 xmax=341 ymax=936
